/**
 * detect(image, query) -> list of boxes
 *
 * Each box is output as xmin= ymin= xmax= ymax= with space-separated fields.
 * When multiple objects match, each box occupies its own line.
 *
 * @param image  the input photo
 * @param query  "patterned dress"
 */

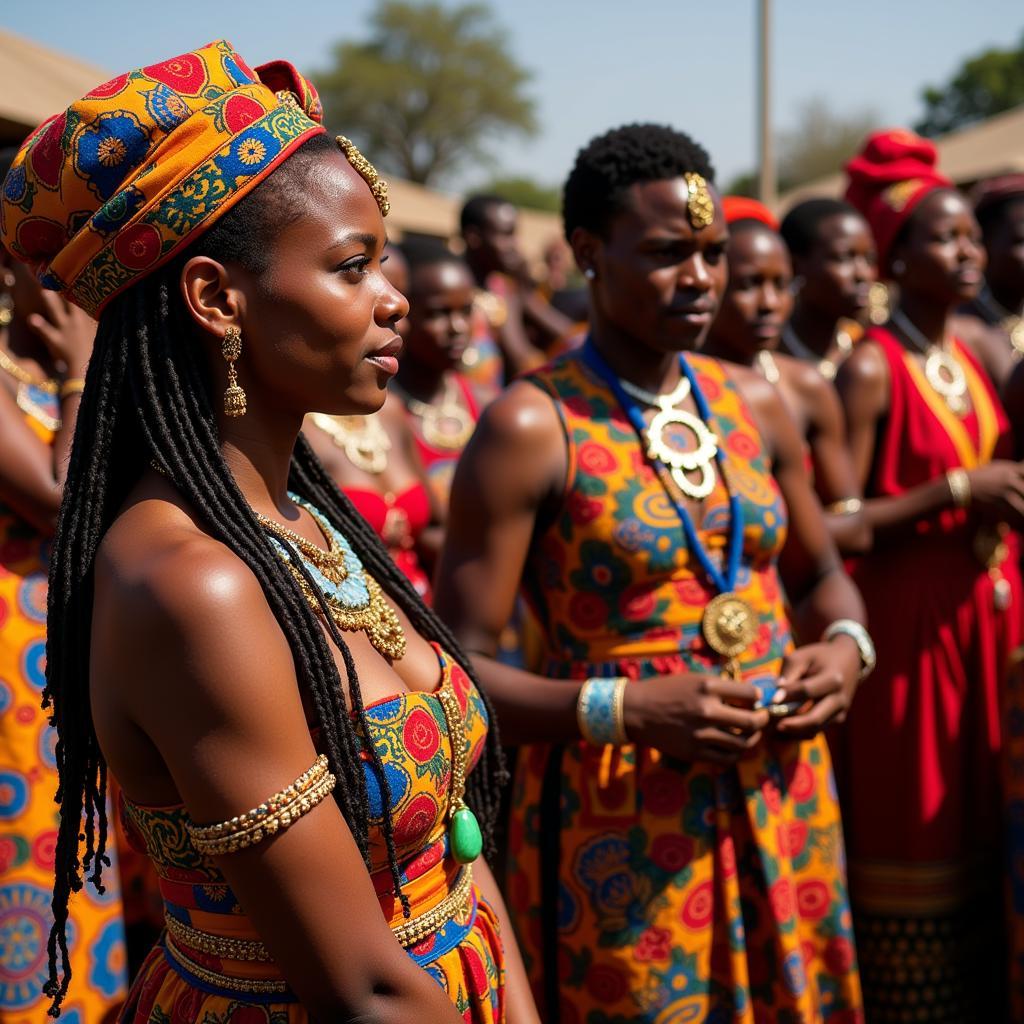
xmin=0 ymin=390 xmax=127 ymax=1023
xmin=118 ymin=644 xmax=505 ymax=1022
xmin=833 ymin=327 xmax=1022 ymax=1022
xmin=506 ymin=350 xmax=862 ymax=1023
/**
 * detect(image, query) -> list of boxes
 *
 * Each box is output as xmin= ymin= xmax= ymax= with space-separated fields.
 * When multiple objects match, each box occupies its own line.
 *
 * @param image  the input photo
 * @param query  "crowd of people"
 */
xmin=2 ymin=37 xmax=1024 ymax=1024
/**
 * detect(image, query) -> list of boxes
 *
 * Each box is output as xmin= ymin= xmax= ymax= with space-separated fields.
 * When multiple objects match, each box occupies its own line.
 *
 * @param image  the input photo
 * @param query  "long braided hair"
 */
xmin=42 ymin=133 xmax=506 ymax=1015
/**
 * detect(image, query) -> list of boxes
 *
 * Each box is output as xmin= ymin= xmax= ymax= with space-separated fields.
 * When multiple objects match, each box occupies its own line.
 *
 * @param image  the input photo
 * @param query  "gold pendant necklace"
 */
xmin=619 ymin=373 xmax=719 ymax=500
xmin=398 ymin=377 xmax=474 ymax=451
xmin=891 ymin=308 xmax=968 ymax=417
xmin=310 ymin=413 xmax=390 ymax=474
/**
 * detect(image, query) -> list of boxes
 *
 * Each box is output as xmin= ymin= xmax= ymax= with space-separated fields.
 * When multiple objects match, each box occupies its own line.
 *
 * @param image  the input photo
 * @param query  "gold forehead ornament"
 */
xmin=684 ymin=173 xmax=714 ymax=229
xmin=336 ymin=135 xmax=390 ymax=217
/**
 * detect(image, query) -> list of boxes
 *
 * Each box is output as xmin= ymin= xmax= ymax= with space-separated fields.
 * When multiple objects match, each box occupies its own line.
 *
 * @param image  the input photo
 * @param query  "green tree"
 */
xmin=482 ymin=175 xmax=560 ymax=212
xmin=316 ymin=1 xmax=537 ymax=186
xmin=776 ymin=99 xmax=878 ymax=189
xmin=916 ymin=32 xmax=1024 ymax=137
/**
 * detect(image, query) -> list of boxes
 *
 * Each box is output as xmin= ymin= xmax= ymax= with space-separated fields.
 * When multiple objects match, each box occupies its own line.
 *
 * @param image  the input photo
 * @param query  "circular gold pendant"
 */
xmin=421 ymin=402 xmax=474 ymax=450
xmin=702 ymin=593 xmax=757 ymax=659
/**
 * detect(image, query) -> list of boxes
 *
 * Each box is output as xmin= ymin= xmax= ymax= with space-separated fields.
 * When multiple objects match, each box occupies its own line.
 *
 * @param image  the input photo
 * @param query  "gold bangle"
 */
xmin=59 ymin=377 xmax=86 ymax=400
xmin=947 ymin=468 xmax=971 ymax=509
xmin=826 ymin=497 xmax=862 ymax=516
xmin=187 ymin=754 xmax=336 ymax=856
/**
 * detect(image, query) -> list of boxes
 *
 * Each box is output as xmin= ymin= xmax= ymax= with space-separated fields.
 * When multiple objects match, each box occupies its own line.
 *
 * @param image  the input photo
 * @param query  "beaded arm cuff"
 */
xmin=187 ymin=754 xmax=336 ymax=856
xmin=577 ymin=677 xmax=628 ymax=746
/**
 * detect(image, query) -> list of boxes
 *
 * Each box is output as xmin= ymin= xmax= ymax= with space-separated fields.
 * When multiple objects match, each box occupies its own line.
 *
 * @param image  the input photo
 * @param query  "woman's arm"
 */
xmin=733 ymin=366 xmax=866 ymax=737
xmin=435 ymin=383 xmax=769 ymax=762
xmin=0 ymin=297 xmax=93 ymax=532
xmin=799 ymin=367 xmax=872 ymax=555
xmin=837 ymin=341 xmax=1024 ymax=536
xmin=92 ymin=520 xmax=465 ymax=1024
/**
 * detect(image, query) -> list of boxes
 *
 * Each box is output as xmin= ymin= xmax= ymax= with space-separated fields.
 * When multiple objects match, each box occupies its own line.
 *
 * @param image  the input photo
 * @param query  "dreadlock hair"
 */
xmin=42 ymin=131 xmax=506 ymax=1015
xmin=779 ymin=198 xmax=862 ymax=259
xmin=562 ymin=123 xmax=716 ymax=243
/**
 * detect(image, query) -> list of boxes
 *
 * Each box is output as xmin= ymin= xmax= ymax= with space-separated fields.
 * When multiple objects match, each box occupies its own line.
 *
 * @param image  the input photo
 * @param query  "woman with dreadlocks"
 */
xmin=0 ymin=41 xmax=536 ymax=1024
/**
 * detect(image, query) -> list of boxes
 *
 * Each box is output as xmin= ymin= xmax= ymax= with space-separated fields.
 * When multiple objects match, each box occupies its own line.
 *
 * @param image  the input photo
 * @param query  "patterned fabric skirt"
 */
xmin=117 ymin=889 xmax=505 ymax=1023
xmin=0 ymin=515 xmax=127 ymax=1023
xmin=506 ymin=732 xmax=863 ymax=1023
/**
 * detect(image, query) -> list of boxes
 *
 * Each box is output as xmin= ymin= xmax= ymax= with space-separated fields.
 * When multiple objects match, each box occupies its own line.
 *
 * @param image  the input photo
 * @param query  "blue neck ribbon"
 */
xmin=580 ymin=338 xmax=744 ymax=596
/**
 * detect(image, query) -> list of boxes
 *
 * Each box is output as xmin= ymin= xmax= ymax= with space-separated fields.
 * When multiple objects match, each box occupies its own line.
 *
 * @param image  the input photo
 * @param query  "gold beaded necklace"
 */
xmin=257 ymin=497 xmax=406 ymax=660
xmin=0 ymin=346 xmax=60 ymax=431
xmin=310 ymin=413 xmax=391 ymax=475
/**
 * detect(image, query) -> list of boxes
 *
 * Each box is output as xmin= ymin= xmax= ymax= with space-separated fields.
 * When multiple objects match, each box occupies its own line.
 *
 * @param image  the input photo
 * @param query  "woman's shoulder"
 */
xmin=95 ymin=482 xmax=269 ymax=640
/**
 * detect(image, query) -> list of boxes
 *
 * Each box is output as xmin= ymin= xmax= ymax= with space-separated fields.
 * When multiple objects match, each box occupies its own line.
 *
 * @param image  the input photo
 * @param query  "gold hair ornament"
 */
xmin=336 ymin=136 xmax=390 ymax=216
xmin=684 ymin=173 xmax=715 ymax=229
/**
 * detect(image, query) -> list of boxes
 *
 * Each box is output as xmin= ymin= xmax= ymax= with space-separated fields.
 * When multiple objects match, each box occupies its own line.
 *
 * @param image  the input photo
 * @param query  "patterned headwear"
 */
xmin=722 ymin=195 xmax=779 ymax=230
xmin=844 ymin=128 xmax=951 ymax=271
xmin=0 ymin=40 xmax=325 ymax=316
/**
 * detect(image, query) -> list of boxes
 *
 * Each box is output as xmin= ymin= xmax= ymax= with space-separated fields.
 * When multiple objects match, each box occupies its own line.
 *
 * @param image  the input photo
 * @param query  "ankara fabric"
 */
xmin=0 ymin=396 xmax=128 ymax=1022
xmin=507 ymin=351 xmax=862 ymax=1023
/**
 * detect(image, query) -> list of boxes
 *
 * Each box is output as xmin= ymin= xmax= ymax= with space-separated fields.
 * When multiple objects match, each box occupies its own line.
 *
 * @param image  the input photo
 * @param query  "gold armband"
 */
xmin=59 ymin=377 xmax=86 ymax=400
xmin=187 ymin=754 xmax=336 ymax=856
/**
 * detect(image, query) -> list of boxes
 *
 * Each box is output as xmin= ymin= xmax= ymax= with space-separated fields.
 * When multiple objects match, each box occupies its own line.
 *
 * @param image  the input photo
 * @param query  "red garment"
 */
xmin=345 ymin=483 xmax=433 ymax=601
xmin=722 ymin=194 xmax=779 ymax=228
xmin=844 ymin=128 xmax=951 ymax=267
xmin=409 ymin=375 xmax=480 ymax=511
xmin=833 ymin=326 xmax=1022 ymax=1020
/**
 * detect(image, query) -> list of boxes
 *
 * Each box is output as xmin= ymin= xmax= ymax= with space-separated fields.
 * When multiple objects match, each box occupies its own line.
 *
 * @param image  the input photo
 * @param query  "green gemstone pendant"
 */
xmin=450 ymin=804 xmax=482 ymax=864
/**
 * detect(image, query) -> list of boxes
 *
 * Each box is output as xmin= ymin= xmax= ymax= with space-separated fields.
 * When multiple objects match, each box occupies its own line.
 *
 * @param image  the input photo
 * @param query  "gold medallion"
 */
xmin=702 ymin=593 xmax=757 ymax=659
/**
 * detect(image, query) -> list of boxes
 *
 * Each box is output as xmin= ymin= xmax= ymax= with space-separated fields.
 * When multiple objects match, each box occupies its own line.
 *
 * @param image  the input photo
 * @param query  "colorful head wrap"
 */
xmin=0 ymin=40 xmax=325 ymax=316
xmin=844 ymin=128 xmax=952 ymax=271
xmin=722 ymin=195 xmax=779 ymax=230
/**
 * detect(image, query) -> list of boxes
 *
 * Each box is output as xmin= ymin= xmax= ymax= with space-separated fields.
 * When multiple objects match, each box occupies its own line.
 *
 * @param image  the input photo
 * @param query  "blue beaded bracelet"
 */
xmin=577 ymin=676 xmax=628 ymax=746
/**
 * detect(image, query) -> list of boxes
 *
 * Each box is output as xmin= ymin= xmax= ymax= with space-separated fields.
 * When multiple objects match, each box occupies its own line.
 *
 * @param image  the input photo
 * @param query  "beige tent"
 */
xmin=0 ymin=28 xmax=561 ymax=261
xmin=778 ymin=104 xmax=1024 ymax=212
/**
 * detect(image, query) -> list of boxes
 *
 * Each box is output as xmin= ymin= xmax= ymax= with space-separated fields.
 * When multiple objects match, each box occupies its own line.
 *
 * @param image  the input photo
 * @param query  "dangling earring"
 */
xmin=221 ymin=325 xmax=247 ymax=417
xmin=583 ymin=268 xmax=596 ymax=280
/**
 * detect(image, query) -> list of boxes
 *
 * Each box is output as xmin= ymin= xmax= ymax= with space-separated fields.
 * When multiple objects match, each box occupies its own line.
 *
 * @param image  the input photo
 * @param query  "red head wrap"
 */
xmin=844 ymin=128 xmax=951 ymax=271
xmin=722 ymin=195 xmax=779 ymax=230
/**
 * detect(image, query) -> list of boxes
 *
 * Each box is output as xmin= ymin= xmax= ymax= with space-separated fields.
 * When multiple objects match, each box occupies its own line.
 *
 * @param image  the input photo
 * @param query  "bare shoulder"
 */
xmin=775 ymin=351 xmax=828 ymax=400
xmin=93 ymin=485 xmax=289 ymax=695
xmin=837 ymin=338 xmax=888 ymax=387
xmin=471 ymin=377 xmax=563 ymax=448
xmin=721 ymin=359 xmax=789 ymax=421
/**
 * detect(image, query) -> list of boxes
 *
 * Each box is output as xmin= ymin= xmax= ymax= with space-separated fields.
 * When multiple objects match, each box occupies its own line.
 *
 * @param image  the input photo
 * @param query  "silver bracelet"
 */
xmin=822 ymin=619 xmax=876 ymax=681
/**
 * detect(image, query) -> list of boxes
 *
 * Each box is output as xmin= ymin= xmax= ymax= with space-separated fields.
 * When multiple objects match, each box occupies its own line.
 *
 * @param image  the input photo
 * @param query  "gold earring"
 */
xmin=221 ymin=326 xmax=247 ymax=417
xmin=0 ymin=273 xmax=14 ymax=328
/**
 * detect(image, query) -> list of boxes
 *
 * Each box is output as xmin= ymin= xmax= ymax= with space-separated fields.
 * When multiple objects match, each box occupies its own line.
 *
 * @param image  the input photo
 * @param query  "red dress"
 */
xmin=408 ymin=375 xmax=480 ymax=513
xmin=345 ymin=484 xmax=432 ymax=601
xmin=833 ymin=326 xmax=1022 ymax=1022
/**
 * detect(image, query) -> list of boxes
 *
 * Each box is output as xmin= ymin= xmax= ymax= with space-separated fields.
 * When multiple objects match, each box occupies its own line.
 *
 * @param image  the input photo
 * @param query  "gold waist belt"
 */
xmin=164 ymin=866 xmax=475 ymax=991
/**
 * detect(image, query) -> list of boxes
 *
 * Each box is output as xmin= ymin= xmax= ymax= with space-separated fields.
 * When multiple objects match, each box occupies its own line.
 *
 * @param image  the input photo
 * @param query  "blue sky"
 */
xmin=4 ymin=1 xmax=1022 ymax=191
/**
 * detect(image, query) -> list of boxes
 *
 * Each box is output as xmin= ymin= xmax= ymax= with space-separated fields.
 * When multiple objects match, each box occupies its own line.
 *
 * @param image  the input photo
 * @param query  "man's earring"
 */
xmin=222 ymin=326 xmax=246 ymax=417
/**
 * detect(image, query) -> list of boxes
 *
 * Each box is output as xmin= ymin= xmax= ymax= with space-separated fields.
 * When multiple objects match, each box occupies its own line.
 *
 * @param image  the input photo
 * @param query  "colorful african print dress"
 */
xmin=0 ymin=391 xmax=128 ymax=1023
xmin=118 ymin=644 xmax=504 ymax=1022
xmin=833 ymin=327 xmax=1022 ymax=1023
xmin=506 ymin=350 xmax=862 ymax=1023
